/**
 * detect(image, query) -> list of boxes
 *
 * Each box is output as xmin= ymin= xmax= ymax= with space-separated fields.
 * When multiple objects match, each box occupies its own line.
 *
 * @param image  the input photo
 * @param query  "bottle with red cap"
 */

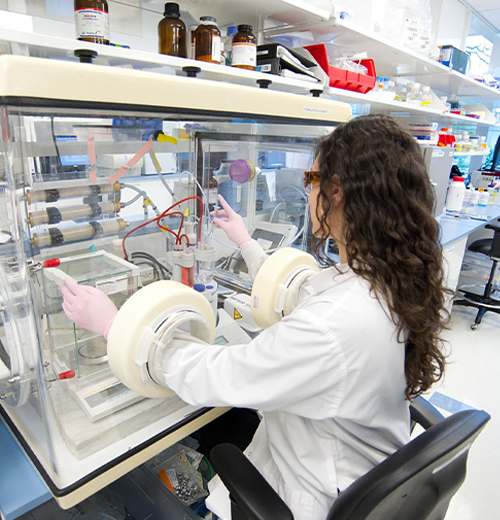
xmin=446 ymin=176 xmax=465 ymax=212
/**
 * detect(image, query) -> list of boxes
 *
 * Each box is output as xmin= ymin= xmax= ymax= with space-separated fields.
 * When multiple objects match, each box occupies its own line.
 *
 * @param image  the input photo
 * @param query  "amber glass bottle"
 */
xmin=207 ymin=169 xmax=218 ymax=212
xmin=232 ymin=25 xmax=256 ymax=70
xmin=74 ymin=0 xmax=110 ymax=45
xmin=158 ymin=3 xmax=187 ymax=58
xmin=193 ymin=16 xmax=221 ymax=64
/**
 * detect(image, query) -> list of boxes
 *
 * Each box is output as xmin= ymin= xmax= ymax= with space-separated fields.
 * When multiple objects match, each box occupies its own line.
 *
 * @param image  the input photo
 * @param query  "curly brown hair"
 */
xmin=314 ymin=114 xmax=450 ymax=399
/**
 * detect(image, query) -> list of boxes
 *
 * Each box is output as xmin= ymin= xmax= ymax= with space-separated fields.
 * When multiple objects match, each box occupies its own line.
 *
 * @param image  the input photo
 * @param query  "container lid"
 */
xmin=227 ymin=25 xmax=238 ymax=35
xmin=164 ymin=2 xmax=180 ymax=17
xmin=453 ymin=177 xmax=465 ymax=182
xmin=237 ymin=24 xmax=253 ymax=32
xmin=200 ymin=15 xmax=217 ymax=24
xmin=229 ymin=159 xmax=255 ymax=184
xmin=193 ymin=283 xmax=205 ymax=292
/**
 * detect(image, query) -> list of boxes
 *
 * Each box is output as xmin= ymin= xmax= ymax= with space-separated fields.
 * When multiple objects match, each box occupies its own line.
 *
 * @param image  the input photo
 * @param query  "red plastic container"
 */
xmin=304 ymin=43 xmax=376 ymax=94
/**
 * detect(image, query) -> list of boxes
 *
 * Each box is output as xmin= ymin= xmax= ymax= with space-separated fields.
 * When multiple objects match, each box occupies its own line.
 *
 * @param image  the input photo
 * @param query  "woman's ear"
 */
xmin=329 ymin=175 xmax=344 ymax=207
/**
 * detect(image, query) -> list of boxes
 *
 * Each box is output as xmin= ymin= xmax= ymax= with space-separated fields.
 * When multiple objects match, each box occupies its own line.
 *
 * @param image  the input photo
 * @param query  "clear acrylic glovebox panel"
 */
xmin=0 ymin=54 xmax=347 ymax=506
xmin=43 ymin=251 xmax=140 ymax=384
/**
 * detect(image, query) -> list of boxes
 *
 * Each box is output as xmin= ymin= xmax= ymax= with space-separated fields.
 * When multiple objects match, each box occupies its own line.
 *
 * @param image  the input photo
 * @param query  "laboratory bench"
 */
xmin=438 ymin=204 xmax=500 ymax=247
xmin=2 ymin=204 xmax=500 ymax=520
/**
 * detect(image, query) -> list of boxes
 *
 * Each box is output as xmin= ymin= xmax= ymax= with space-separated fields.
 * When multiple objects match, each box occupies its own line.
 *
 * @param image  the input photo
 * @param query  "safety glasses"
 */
xmin=304 ymin=170 xmax=321 ymax=194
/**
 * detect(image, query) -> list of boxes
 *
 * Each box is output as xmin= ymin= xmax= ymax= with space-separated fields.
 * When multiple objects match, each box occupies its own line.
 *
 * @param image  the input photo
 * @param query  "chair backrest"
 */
xmin=327 ymin=409 xmax=490 ymax=520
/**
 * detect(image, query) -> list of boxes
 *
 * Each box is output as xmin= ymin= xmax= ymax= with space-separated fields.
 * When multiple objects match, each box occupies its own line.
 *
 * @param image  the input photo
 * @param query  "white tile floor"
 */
xmin=427 ymin=303 xmax=500 ymax=519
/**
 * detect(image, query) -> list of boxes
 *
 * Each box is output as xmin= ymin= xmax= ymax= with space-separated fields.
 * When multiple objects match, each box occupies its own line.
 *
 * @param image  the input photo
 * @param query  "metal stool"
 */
xmin=454 ymin=222 xmax=500 ymax=330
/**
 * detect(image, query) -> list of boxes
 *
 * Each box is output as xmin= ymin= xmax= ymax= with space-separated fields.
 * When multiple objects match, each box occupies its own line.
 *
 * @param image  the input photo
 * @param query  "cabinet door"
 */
xmin=442 ymin=237 xmax=468 ymax=308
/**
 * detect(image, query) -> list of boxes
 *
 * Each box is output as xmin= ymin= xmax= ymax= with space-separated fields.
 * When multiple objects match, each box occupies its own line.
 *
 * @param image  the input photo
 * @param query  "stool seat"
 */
xmin=454 ymin=221 xmax=500 ymax=330
xmin=469 ymin=238 xmax=494 ymax=256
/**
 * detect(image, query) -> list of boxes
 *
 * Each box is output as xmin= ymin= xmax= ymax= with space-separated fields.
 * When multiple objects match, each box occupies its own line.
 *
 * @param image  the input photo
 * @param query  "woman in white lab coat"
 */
xmin=60 ymin=115 xmax=450 ymax=520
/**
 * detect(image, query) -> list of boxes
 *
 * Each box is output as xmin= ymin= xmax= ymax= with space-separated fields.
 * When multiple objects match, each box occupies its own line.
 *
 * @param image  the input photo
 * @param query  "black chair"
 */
xmin=210 ymin=397 xmax=490 ymax=520
xmin=454 ymin=222 xmax=500 ymax=330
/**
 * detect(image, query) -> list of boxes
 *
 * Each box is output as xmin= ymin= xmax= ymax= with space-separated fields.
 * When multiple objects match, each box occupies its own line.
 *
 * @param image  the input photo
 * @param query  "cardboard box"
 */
xmin=439 ymin=45 xmax=470 ymax=74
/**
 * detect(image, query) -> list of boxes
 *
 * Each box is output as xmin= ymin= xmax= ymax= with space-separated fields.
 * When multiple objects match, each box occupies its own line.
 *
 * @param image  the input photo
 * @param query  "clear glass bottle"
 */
xmin=194 ymin=16 xmax=221 ymax=64
xmin=395 ymin=86 xmax=407 ymax=102
xmin=231 ymin=24 xmax=257 ymax=70
xmin=440 ymin=96 xmax=451 ymax=112
xmin=223 ymin=25 xmax=238 ymax=66
xmin=158 ymin=2 xmax=187 ymax=58
xmin=421 ymin=85 xmax=432 ymax=106
xmin=74 ymin=0 xmax=109 ymax=45
xmin=462 ymin=132 xmax=471 ymax=153
xmin=407 ymin=82 xmax=421 ymax=104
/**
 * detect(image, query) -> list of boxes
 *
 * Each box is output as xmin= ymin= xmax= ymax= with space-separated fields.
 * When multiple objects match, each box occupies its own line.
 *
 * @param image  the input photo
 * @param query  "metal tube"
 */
xmin=27 ymin=182 xmax=120 ymax=204
xmin=29 ymin=201 xmax=120 ymax=227
xmin=33 ymin=218 xmax=127 ymax=248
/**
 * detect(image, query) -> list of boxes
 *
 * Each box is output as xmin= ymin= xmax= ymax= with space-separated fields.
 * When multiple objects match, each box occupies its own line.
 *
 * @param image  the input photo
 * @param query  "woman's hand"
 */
xmin=211 ymin=194 xmax=256 ymax=249
xmin=59 ymin=277 xmax=118 ymax=339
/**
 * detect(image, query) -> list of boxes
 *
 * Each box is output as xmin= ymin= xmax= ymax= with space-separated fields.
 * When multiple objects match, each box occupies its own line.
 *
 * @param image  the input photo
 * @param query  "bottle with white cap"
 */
xmin=469 ymin=187 xmax=480 ymax=205
xmin=446 ymin=177 xmax=465 ymax=212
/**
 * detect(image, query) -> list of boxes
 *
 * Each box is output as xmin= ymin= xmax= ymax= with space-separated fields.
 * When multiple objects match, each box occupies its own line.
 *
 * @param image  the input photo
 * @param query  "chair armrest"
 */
xmin=210 ymin=443 xmax=293 ymax=520
xmin=485 ymin=223 xmax=500 ymax=233
xmin=410 ymin=396 xmax=445 ymax=431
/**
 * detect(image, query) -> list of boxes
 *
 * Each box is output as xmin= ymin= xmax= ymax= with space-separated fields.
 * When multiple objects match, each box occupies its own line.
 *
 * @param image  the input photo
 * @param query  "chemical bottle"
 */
xmin=407 ymin=82 xmax=421 ymax=104
xmin=420 ymin=85 xmax=432 ymax=106
xmin=223 ymin=25 xmax=238 ymax=65
xmin=205 ymin=281 xmax=218 ymax=320
xmin=158 ymin=2 xmax=187 ymax=58
xmin=469 ymin=187 xmax=480 ymax=205
xmin=207 ymin=168 xmax=218 ymax=212
xmin=193 ymin=282 xmax=217 ymax=321
xmin=446 ymin=176 xmax=465 ymax=212
xmin=231 ymin=25 xmax=257 ymax=70
xmin=461 ymin=132 xmax=471 ymax=153
xmin=470 ymin=136 xmax=480 ymax=152
xmin=463 ymin=185 xmax=472 ymax=204
xmin=478 ymin=189 xmax=489 ymax=207
xmin=74 ymin=0 xmax=109 ymax=45
xmin=395 ymin=85 xmax=407 ymax=102
xmin=454 ymin=134 xmax=464 ymax=153
xmin=194 ymin=16 xmax=221 ymax=64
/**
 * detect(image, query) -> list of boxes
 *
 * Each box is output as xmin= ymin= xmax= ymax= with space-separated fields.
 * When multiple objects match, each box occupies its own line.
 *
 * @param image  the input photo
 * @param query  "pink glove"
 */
xmin=59 ymin=277 xmax=118 ymax=339
xmin=211 ymin=194 xmax=256 ymax=249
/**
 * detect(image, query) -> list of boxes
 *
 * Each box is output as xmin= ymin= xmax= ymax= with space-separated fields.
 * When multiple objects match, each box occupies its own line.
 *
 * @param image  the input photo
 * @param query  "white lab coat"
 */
xmin=160 ymin=260 xmax=410 ymax=520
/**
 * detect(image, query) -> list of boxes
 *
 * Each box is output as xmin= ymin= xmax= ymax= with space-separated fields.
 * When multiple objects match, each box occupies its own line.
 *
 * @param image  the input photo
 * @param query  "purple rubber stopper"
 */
xmin=229 ymin=159 xmax=253 ymax=184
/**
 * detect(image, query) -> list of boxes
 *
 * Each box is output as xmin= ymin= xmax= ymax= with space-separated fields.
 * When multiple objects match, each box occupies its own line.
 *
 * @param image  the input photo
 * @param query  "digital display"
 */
xmin=85 ymin=382 xmax=129 ymax=408
xmin=100 ymin=383 xmax=127 ymax=399
xmin=214 ymin=335 xmax=229 ymax=345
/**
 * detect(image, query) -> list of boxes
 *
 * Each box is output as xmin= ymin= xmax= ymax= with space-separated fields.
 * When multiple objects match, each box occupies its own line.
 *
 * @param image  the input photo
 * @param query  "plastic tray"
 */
xmin=304 ymin=44 xmax=376 ymax=94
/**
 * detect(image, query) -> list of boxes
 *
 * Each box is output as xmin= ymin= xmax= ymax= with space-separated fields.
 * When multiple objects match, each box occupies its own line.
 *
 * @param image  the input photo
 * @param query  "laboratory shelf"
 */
xmin=0 ymin=29 xmax=325 ymax=96
xmin=325 ymin=88 xmax=498 ymax=127
xmin=276 ymin=17 xmax=500 ymax=105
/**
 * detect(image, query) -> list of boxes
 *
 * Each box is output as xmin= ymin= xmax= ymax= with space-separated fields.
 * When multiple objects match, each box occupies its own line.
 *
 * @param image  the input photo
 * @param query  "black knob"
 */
xmin=183 ymin=66 xmax=201 ymax=78
xmin=257 ymin=79 xmax=272 ymax=89
xmin=310 ymin=89 xmax=322 ymax=98
xmin=74 ymin=49 xmax=98 ymax=63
